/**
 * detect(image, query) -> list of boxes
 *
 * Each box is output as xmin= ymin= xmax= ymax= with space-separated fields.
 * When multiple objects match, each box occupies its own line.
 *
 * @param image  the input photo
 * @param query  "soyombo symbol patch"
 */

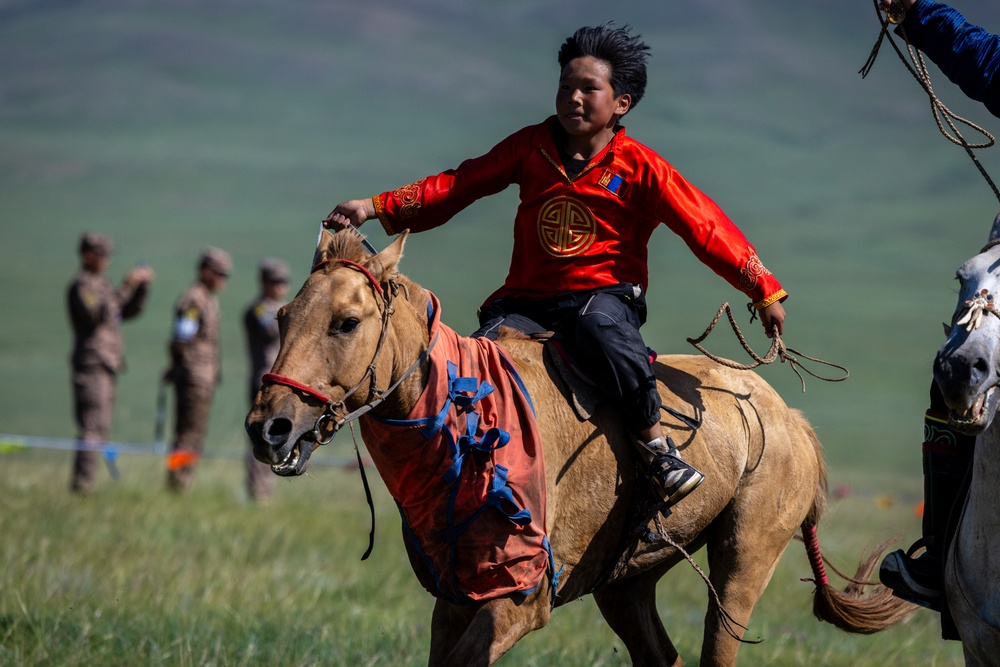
xmin=536 ymin=196 xmax=596 ymax=258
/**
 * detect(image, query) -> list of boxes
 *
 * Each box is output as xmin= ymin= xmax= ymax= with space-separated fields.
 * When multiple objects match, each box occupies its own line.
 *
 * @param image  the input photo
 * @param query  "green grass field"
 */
xmin=2 ymin=0 xmax=999 ymax=663
xmin=0 ymin=450 xmax=966 ymax=666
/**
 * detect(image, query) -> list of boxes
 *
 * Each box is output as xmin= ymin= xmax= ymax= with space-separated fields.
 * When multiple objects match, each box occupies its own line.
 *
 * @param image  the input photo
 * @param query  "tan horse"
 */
xmin=245 ymin=230 xmax=914 ymax=667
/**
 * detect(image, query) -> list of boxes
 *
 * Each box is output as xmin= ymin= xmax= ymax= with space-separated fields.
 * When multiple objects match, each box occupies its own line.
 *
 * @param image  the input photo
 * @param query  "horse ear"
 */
xmin=312 ymin=229 xmax=337 ymax=268
xmin=368 ymin=230 xmax=409 ymax=282
xmin=988 ymin=212 xmax=1000 ymax=244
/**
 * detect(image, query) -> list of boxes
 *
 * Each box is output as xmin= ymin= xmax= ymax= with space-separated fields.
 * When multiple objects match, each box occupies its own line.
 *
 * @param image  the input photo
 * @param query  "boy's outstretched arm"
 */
xmin=759 ymin=301 xmax=786 ymax=338
xmin=324 ymin=198 xmax=376 ymax=230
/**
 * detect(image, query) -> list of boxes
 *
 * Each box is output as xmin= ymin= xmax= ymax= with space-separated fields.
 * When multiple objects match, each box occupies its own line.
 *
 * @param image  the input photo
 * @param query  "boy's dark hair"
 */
xmin=557 ymin=23 xmax=650 ymax=110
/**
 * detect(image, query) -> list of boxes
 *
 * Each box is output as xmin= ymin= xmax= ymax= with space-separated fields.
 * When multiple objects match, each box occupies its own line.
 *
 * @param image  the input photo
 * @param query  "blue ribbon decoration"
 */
xmin=442 ymin=410 xmax=511 ymax=485
xmin=441 ymin=464 xmax=532 ymax=543
xmin=420 ymin=361 xmax=495 ymax=440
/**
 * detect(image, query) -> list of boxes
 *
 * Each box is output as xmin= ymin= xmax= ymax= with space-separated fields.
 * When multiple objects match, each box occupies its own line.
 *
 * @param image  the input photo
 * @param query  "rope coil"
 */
xmin=686 ymin=302 xmax=849 ymax=391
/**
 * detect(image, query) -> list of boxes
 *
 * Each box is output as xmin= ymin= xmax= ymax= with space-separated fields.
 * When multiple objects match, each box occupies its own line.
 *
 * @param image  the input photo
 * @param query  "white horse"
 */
xmin=932 ymin=214 xmax=1000 ymax=665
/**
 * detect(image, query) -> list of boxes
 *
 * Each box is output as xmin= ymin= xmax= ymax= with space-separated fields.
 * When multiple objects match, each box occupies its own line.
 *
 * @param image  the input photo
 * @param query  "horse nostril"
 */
xmin=972 ymin=358 xmax=990 ymax=384
xmin=263 ymin=417 xmax=293 ymax=446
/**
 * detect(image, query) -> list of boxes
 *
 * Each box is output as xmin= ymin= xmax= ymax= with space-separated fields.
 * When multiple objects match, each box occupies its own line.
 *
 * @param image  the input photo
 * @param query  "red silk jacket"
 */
xmin=373 ymin=117 xmax=787 ymax=310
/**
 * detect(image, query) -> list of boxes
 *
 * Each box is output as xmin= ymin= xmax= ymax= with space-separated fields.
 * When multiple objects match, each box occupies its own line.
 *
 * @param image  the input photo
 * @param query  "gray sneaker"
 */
xmin=649 ymin=451 xmax=705 ymax=506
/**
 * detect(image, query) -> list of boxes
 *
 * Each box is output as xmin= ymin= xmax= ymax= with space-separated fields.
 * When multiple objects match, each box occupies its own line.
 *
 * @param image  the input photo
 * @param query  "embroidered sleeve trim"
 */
xmin=395 ymin=179 xmax=424 ymax=218
xmin=753 ymin=289 xmax=788 ymax=310
xmin=373 ymin=195 xmax=394 ymax=234
xmin=738 ymin=249 xmax=773 ymax=293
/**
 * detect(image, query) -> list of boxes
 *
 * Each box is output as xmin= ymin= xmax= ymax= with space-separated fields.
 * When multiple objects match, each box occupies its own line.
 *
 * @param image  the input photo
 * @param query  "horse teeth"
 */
xmin=973 ymin=394 xmax=986 ymax=418
xmin=271 ymin=442 xmax=302 ymax=474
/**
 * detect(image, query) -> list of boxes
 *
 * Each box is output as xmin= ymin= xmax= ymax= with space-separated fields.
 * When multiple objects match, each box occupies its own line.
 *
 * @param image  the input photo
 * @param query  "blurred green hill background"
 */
xmin=4 ymin=0 xmax=1000 ymax=498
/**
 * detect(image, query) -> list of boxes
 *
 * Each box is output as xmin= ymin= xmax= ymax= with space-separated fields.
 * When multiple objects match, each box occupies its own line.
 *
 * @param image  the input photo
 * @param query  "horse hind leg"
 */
xmin=593 ymin=569 xmax=683 ymax=667
xmin=698 ymin=507 xmax=798 ymax=667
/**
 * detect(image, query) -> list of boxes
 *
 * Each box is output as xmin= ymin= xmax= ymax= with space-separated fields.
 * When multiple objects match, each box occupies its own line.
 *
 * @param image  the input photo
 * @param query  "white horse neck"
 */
xmin=963 ymin=424 xmax=1000 ymax=536
xmin=947 ymin=423 xmax=1000 ymax=662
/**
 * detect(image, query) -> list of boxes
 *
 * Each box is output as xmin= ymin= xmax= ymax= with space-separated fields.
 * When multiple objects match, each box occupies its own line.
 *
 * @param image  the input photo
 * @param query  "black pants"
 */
xmin=472 ymin=284 xmax=661 ymax=435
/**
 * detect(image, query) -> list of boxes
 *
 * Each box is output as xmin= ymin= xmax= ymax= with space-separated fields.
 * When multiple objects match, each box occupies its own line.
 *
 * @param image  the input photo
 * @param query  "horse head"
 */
xmin=934 ymin=213 xmax=1000 ymax=435
xmin=245 ymin=228 xmax=422 ymax=475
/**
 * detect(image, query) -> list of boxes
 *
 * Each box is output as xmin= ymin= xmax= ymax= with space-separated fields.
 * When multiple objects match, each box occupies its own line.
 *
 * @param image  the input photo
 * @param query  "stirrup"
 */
xmin=878 ymin=540 xmax=943 ymax=612
xmin=902 ymin=536 xmax=935 ymax=558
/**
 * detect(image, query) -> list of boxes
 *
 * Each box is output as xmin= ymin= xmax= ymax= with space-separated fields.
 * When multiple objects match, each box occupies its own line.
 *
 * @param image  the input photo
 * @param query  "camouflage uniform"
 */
xmin=242 ymin=258 xmax=289 ymax=501
xmin=166 ymin=247 xmax=230 ymax=492
xmin=67 ymin=233 xmax=149 ymax=493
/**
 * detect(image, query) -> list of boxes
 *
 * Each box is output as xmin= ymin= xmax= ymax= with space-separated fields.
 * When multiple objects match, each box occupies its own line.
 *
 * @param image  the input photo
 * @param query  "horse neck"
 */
xmin=370 ymin=279 xmax=431 ymax=420
xmin=955 ymin=421 xmax=1000 ymax=557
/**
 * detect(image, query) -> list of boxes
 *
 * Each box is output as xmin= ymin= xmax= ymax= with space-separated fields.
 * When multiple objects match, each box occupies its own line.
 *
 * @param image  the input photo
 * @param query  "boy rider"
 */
xmin=325 ymin=24 xmax=787 ymax=508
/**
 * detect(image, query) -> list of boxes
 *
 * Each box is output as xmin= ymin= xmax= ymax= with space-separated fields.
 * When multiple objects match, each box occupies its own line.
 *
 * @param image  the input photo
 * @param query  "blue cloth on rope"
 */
xmin=420 ymin=361 xmax=495 ymax=439
xmin=442 ymin=410 xmax=511 ymax=485
xmin=441 ymin=464 xmax=532 ymax=543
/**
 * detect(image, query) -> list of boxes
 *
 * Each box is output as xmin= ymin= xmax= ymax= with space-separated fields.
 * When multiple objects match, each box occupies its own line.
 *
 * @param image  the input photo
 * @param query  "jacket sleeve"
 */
xmin=372 ymin=128 xmax=528 ymax=234
xmin=119 ymin=281 xmax=149 ymax=321
xmin=901 ymin=1 xmax=1000 ymax=117
xmin=649 ymin=159 xmax=787 ymax=310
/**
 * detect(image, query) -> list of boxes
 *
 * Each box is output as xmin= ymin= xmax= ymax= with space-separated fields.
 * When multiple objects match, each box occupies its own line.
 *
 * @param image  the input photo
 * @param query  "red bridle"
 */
xmin=311 ymin=257 xmax=383 ymax=295
xmin=260 ymin=372 xmax=332 ymax=404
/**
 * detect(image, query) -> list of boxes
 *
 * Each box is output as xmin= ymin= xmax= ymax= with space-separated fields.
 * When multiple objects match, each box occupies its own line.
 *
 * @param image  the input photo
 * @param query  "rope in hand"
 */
xmin=859 ymin=0 xmax=1000 ymax=204
xmin=686 ymin=303 xmax=849 ymax=392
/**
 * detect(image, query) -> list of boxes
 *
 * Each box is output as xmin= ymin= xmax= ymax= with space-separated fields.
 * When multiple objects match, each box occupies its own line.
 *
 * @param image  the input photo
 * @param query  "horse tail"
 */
xmin=801 ymin=523 xmax=917 ymax=633
xmin=793 ymin=410 xmax=917 ymax=633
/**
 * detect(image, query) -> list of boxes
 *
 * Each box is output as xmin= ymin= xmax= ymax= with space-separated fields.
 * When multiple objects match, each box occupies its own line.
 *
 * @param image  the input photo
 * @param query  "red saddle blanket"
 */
xmin=360 ymin=292 xmax=551 ymax=603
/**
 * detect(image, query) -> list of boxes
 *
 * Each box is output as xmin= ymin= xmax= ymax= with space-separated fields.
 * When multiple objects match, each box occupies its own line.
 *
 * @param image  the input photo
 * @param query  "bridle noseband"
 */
xmin=261 ymin=256 xmax=437 ymax=445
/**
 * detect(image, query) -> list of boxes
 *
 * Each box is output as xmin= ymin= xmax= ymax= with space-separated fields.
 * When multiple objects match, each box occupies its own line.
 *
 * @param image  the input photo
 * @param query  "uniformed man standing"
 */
xmin=67 ymin=232 xmax=154 ymax=494
xmin=242 ymin=258 xmax=290 ymax=502
xmin=165 ymin=247 xmax=230 ymax=493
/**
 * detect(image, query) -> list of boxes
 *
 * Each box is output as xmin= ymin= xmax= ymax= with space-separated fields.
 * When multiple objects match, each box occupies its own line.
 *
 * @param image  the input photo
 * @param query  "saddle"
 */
xmin=535 ymin=332 xmax=700 ymax=431
xmin=538 ymin=335 xmax=605 ymax=421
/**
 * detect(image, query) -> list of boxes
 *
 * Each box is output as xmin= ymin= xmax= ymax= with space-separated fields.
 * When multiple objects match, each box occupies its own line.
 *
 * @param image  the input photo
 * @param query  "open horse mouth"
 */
xmin=269 ymin=435 xmax=323 ymax=476
xmin=246 ymin=414 xmax=323 ymax=477
xmin=948 ymin=384 xmax=1000 ymax=435
xmin=271 ymin=439 xmax=305 ymax=476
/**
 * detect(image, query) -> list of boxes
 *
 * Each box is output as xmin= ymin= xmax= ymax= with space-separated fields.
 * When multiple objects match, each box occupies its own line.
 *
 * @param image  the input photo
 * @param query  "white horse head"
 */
xmin=933 ymin=213 xmax=1000 ymax=434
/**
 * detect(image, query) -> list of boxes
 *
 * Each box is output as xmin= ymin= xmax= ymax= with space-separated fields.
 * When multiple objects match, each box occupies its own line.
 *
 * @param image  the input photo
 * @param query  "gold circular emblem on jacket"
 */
xmin=536 ymin=196 xmax=596 ymax=257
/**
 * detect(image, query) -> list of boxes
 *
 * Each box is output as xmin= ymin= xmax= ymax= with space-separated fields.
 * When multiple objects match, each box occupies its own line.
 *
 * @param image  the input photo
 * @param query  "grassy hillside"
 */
xmin=4 ymin=0 xmax=1000 ymax=499
xmin=6 ymin=0 xmax=1000 ymax=481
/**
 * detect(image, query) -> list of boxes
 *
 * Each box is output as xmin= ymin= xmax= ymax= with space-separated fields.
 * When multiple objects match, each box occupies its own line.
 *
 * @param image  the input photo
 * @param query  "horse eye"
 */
xmin=335 ymin=318 xmax=359 ymax=334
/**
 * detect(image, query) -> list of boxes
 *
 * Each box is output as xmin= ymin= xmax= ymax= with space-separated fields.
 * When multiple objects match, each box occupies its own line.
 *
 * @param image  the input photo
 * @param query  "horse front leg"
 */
xmin=428 ymin=585 xmax=551 ymax=667
xmin=428 ymin=599 xmax=473 ymax=665
xmin=593 ymin=568 xmax=682 ymax=667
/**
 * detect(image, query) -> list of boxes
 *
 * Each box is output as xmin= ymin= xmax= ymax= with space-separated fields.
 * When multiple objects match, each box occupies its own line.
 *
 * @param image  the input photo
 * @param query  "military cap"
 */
xmin=79 ymin=232 xmax=114 ymax=256
xmin=259 ymin=258 xmax=290 ymax=283
xmin=199 ymin=246 xmax=232 ymax=277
